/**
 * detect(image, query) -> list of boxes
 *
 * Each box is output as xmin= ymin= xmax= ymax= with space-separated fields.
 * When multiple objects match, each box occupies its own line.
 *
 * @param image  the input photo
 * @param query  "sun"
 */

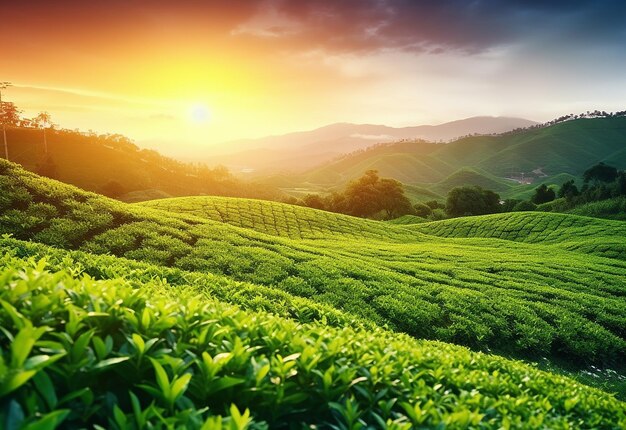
xmin=190 ymin=104 xmax=211 ymax=123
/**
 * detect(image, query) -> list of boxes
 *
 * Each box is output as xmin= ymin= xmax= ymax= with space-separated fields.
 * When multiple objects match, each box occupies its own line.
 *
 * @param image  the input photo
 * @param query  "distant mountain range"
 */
xmin=206 ymin=116 xmax=538 ymax=173
xmin=284 ymin=116 xmax=626 ymax=201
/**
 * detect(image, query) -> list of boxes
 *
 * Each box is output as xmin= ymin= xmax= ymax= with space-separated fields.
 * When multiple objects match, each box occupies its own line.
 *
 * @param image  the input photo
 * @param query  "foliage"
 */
xmin=512 ymin=200 xmax=536 ymax=212
xmin=299 ymin=170 xmax=414 ymax=220
xmin=100 ymin=180 xmax=127 ymax=198
xmin=584 ymin=162 xmax=619 ymax=184
xmin=531 ymin=184 xmax=556 ymax=205
xmin=558 ymin=179 xmax=580 ymax=201
xmin=0 ymin=255 xmax=625 ymax=428
xmin=567 ymin=196 xmax=626 ymax=221
xmin=445 ymin=186 xmax=500 ymax=217
xmin=3 ymin=160 xmax=626 ymax=373
xmin=412 ymin=202 xmax=432 ymax=218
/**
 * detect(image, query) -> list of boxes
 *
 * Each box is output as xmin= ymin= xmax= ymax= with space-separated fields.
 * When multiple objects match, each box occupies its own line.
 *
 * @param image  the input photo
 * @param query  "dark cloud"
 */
xmin=3 ymin=0 xmax=626 ymax=55
xmin=235 ymin=0 xmax=626 ymax=54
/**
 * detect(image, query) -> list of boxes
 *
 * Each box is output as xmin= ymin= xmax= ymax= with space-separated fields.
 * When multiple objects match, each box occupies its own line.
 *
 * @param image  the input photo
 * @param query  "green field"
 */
xmin=2 ymin=158 xmax=626 ymax=427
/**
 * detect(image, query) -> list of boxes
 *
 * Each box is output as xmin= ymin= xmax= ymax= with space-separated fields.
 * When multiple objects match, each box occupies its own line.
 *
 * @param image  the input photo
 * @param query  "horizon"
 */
xmin=2 ymin=0 xmax=626 ymax=157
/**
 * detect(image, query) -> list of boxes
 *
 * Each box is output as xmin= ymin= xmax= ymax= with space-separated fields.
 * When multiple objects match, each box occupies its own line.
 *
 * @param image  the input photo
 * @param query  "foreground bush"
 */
xmin=0 ymin=256 xmax=625 ymax=429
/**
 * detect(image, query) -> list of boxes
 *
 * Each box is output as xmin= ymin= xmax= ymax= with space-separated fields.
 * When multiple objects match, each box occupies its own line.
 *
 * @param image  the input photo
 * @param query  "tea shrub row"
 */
xmin=1 ymin=254 xmax=625 ymax=428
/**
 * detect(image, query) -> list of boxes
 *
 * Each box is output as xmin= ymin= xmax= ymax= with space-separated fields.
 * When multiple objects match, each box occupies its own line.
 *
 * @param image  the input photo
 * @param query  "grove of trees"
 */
xmin=300 ymin=170 xmax=413 ymax=219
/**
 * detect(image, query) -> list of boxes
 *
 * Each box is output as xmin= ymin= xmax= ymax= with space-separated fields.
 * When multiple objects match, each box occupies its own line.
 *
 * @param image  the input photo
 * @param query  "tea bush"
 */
xmin=0 ymin=256 xmax=625 ymax=429
xmin=2 ymin=159 xmax=626 ymax=370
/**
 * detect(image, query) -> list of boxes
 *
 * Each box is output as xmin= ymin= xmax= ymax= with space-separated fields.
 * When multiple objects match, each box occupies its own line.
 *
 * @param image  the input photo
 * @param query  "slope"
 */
xmin=435 ymin=117 xmax=626 ymax=177
xmin=413 ymin=212 xmax=626 ymax=260
xmin=1 ymin=126 xmax=277 ymax=200
xmin=1 ymin=242 xmax=624 ymax=428
xmin=301 ymin=116 xmax=626 ymax=194
xmin=429 ymin=167 xmax=517 ymax=196
xmin=137 ymin=196 xmax=418 ymax=241
xmin=2 ymin=159 xmax=626 ymax=370
xmin=209 ymin=117 xmax=536 ymax=174
xmin=304 ymin=141 xmax=454 ymax=186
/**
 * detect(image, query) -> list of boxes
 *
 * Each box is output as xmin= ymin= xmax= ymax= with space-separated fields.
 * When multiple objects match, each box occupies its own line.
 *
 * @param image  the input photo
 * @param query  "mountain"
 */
xmin=206 ymin=116 xmax=537 ymax=174
xmin=298 ymin=116 xmax=626 ymax=199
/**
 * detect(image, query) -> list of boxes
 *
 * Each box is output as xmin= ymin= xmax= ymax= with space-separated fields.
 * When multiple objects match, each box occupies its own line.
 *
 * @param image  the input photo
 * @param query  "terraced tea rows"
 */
xmin=415 ymin=212 xmax=626 ymax=260
xmin=139 ymin=196 xmax=418 ymax=241
xmin=1 ymin=245 xmax=625 ymax=428
xmin=2 ymin=159 xmax=626 ymax=371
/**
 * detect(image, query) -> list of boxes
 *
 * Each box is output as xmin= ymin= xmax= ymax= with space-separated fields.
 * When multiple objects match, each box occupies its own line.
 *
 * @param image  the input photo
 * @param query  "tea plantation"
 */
xmin=1 ymin=160 xmax=626 ymax=367
xmin=1 ymin=243 xmax=625 ymax=428
xmin=414 ymin=212 xmax=626 ymax=260
xmin=2 ymin=158 xmax=626 ymax=427
xmin=139 ymin=196 xmax=417 ymax=241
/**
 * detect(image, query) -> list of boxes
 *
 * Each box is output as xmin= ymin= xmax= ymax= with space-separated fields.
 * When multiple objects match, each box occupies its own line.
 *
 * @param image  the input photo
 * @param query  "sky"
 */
xmin=2 ymin=0 xmax=626 ymax=156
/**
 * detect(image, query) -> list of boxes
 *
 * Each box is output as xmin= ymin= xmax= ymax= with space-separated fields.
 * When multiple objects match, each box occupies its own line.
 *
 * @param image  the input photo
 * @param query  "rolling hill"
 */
xmin=429 ymin=168 xmax=517 ymax=196
xmin=2 ymin=239 xmax=624 ymax=428
xmin=207 ymin=117 xmax=536 ymax=174
xmin=299 ymin=116 xmax=626 ymax=200
xmin=0 ymin=126 xmax=278 ymax=201
xmin=2 ymin=158 xmax=626 ymax=426
xmin=2 ymin=159 xmax=626 ymax=372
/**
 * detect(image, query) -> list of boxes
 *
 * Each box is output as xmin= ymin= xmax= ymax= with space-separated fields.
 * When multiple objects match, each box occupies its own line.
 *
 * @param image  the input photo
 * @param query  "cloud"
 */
xmin=4 ymin=1 xmax=624 ymax=57
xmin=231 ymin=0 xmax=626 ymax=54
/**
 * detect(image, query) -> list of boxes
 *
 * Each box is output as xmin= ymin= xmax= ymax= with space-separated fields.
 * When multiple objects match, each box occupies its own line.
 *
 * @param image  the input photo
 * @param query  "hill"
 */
xmin=414 ymin=211 xmax=626 ymax=259
xmin=2 ymin=239 xmax=624 ymax=428
xmin=0 ymin=126 xmax=278 ymax=201
xmin=300 ymin=116 xmax=626 ymax=199
xmin=303 ymin=140 xmax=453 ymax=186
xmin=138 ymin=196 xmax=417 ymax=241
xmin=208 ymin=117 xmax=536 ymax=174
xmin=567 ymin=196 xmax=626 ymax=221
xmin=2 ymin=159 xmax=626 ymax=375
xmin=430 ymin=167 xmax=517 ymax=196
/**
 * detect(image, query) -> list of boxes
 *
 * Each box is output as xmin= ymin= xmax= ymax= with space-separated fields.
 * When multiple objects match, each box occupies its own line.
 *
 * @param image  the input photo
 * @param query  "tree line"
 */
xmin=295 ymin=162 xmax=626 ymax=221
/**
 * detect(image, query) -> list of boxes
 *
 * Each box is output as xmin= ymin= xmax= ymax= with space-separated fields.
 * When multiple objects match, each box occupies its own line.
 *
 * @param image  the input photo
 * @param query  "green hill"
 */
xmin=301 ymin=117 xmax=626 ymax=199
xmin=414 ymin=211 xmax=626 ymax=259
xmin=2 ymin=240 xmax=624 ymax=428
xmin=137 ymin=196 xmax=418 ymax=241
xmin=567 ymin=196 xmax=626 ymax=221
xmin=2 ymin=159 xmax=626 ymax=373
xmin=304 ymin=141 xmax=455 ymax=185
xmin=0 ymin=126 xmax=278 ymax=201
xmin=429 ymin=167 xmax=517 ymax=196
xmin=436 ymin=117 xmax=626 ymax=177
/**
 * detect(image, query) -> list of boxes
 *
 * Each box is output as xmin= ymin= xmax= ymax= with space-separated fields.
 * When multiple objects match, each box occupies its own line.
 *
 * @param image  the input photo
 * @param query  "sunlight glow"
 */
xmin=190 ymin=104 xmax=211 ymax=123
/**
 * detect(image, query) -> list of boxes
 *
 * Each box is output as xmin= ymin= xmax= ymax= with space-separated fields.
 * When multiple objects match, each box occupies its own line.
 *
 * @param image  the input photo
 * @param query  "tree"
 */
xmin=424 ymin=200 xmax=445 ymax=210
xmin=413 ymin=202 xmax=432 ymax=218
xmin=37 ymin=155 xmax=58 ymax=179
xmin=512 ymin=200 xmax=536 ymax=212
xmin=583 ymin=162 xmax=618 ymax=184
xmin=0 ymin=81 xmax=14 ymax=160
xmin=0 ymin=101 xmax=21 ymax=126
xmin=445 ymin=186 xmax=500 ymax=217
xmin=100 ymin=180 xmax=126 ymax=198
xmin=302 ymin=193 xmax=327 ymax=210
xmin=344 ymin=170 xmax=381 ymax=217
xmin=33 ymin=112 xmax=53 ymax=154
xmin=557 ymin=179 xmax=579 ymax=201
xmin=531 ymin=184 xmax=556 ymax=204
xmin=343 ymin=170 xmax=413 ymax=219
xmin=617 ymin=171 xmax=626 ymax=196
xmin=501 ymin=199 xmax=522 ymax=212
